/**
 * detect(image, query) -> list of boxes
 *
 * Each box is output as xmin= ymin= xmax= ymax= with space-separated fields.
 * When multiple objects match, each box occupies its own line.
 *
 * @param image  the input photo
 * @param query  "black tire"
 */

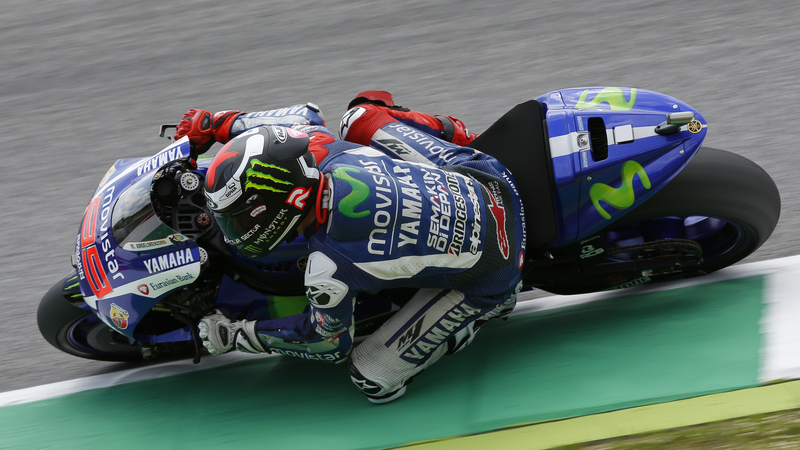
xmin=529 ymin=147 xmax=781 ymax=294
xmin=37 ymin=275 xmax=144 ymax=361
xmin=618 ymin=147 xmax=780 ymax=271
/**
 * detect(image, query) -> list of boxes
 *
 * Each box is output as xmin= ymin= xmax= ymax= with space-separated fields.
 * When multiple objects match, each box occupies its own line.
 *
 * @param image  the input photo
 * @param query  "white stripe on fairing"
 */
xmin=549 ymin=133 xmax=577 ymax=158
xmin=100 ymin=136 xmax=191 ymax=189
xmin=83 ymin=262 xmax=202 ymax=310
xmin=550 ymin=124 xmax=707 ymax=158
xmin=4 ymin=254 xmax=798 ymax=407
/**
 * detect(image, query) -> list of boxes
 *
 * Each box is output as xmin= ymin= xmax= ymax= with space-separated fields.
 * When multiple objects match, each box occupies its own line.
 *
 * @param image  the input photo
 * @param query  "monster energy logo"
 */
xmin=65 ymin=274 xmax=81 ymax=298
xmin=333 ymin=167 xmax=371 ymax=218
xmin=244 ymin=244 xmax=262 ymax=254
xmin=245 ymin=160 xmax=292 ymax=193
xmin=589 ymin=160 xmax=651 ymax=220
xmin=576 ymin=87 xmax=638 ymax=111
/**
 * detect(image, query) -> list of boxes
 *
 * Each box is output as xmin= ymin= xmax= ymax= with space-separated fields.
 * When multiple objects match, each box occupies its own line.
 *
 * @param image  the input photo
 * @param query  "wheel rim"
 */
xmin=58 ymin=314 xmax=141 ymax=359
xmin=604 ymin=215 xmax=745 ymax=263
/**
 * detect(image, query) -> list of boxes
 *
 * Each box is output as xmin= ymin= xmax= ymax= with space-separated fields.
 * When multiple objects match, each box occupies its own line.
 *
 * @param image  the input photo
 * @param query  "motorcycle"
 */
xmin=38 ymin=87 xmax=781 ymax=363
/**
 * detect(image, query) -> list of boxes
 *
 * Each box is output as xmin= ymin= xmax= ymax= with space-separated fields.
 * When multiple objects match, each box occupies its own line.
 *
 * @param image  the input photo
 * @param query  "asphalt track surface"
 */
xmin=2 ymin=0 xmax=799 ymax=394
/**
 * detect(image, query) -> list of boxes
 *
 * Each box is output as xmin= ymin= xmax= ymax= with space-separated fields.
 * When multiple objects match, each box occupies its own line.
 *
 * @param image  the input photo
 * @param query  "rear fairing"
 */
xmin=536 ymin=87 xmax=707 ymax=247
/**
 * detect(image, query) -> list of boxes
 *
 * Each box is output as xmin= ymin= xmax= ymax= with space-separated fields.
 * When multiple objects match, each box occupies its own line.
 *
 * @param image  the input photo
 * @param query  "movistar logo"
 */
xmin=245 ymin=160 xmax=292 ymax=193
xmin=576 ymin=87 xmax=637 ymax=111
xmin=589 ymin=160 xmax=651 ymax=220
xmin=333 ymin=167 xmax=370 ymax=218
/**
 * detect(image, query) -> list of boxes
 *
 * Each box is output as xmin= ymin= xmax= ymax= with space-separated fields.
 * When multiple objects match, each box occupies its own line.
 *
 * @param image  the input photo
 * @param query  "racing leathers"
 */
xmin=199 ymin=99 xmax=526 ymax=402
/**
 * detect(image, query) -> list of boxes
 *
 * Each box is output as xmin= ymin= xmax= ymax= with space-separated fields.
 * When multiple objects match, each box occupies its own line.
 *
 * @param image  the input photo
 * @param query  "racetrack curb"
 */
xmin=3 ymin=256 xmax=800 ymax=450
xmin=399 ymin=255 xmax=800 ymax=448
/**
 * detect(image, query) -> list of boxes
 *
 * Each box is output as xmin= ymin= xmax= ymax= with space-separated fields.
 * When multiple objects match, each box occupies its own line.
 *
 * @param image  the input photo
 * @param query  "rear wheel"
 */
xmin=527 ymin=148 xmax=781 ymax=294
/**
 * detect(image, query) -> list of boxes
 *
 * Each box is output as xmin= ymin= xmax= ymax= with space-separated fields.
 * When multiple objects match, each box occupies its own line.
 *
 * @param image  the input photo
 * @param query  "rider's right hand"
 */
xmin=174 ymin=109 xmax=243 ymax=154
xmin=197 ymin=310 xmax=266 ymax=355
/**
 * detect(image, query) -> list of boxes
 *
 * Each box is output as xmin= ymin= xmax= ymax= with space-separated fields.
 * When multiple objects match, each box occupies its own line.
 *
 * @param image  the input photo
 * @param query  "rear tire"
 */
xmin=617 ymin=147 xmax=780 ymax=272
xmin=528 ymin=148 xmax=781 ymax=294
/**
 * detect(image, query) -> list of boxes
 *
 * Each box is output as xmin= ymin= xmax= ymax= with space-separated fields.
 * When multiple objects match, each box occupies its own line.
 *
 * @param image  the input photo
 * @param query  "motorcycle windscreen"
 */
xmin=111 ymin=171 xmax=186 ymax=251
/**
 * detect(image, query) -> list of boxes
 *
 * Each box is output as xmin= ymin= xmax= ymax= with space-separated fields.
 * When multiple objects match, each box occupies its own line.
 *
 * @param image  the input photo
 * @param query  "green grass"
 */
xmin=555 ymin=408 xmax=800 ymax=449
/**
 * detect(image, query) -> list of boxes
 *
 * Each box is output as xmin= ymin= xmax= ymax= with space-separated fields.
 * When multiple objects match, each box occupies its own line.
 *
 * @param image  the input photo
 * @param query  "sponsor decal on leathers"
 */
xmin=484 ymin=181 xmax=509 ymax=259
xmin=391 ymin=299 xmax=482 ymax=363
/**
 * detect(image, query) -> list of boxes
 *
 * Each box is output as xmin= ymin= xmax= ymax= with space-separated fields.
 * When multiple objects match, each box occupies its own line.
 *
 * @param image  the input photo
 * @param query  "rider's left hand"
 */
xmin=174 ymin=109 xmax=243 ymax=154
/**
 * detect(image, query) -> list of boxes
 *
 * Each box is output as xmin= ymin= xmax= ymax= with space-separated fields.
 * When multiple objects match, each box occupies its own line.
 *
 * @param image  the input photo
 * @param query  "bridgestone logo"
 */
xmin=445 ymin=172 xmax=467 ymax=256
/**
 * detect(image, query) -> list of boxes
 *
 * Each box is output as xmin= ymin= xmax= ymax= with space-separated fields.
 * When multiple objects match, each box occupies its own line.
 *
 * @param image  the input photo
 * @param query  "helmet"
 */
xmin=204 ymin=126 xmax=320 ymax=258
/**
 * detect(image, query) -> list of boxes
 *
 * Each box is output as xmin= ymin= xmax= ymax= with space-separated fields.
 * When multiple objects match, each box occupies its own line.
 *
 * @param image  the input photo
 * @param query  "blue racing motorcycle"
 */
xmin=38 ymin=88 xmax=781 ymax=362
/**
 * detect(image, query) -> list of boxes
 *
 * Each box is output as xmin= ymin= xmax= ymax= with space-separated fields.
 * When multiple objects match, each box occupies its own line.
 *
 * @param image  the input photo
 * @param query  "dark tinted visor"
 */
xmin=212 ymin=196 xmax=268 ymax=245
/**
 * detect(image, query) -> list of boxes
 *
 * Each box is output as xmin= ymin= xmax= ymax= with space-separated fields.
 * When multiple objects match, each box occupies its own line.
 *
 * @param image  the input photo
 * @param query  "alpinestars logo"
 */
xmin=350 ymin=365 xmax=382 ymax=395
xmin=339 ymin=107 xmax=366 ymax=140
xmin=245 ymin=160 xmax=293 ymax=193
xmin=306 ymin=285 xmax=331 ymax=307
xmin=484 ymin=183 xmax=510 ymax=259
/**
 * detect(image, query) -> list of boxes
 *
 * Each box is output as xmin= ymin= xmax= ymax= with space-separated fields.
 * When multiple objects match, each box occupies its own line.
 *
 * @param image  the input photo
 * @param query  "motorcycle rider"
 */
xmin=179 ymin=91 xmax=526 ymax=403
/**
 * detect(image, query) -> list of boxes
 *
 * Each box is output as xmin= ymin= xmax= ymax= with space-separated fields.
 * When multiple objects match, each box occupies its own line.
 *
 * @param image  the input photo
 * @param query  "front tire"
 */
xmin=37 ymin=275 xmax=144 ymax=361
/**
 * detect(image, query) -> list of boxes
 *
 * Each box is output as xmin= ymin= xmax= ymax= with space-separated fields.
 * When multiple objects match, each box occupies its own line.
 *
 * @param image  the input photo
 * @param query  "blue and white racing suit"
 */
xmin=224 ymin=103 xmax=527 ymax=397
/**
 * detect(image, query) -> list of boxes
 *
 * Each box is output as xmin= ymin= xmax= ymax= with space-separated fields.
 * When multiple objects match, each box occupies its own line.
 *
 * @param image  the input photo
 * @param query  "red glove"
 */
xmin=435 ymin=115 xmax=479 ymax=147
xmin=174 ymin=109 xmax=243 ymax=153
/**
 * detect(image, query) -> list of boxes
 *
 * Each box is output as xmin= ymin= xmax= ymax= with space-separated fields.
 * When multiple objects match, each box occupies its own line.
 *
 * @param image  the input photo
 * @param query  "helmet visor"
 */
xmin=212 ymin=195 xmax=268 ymax=247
